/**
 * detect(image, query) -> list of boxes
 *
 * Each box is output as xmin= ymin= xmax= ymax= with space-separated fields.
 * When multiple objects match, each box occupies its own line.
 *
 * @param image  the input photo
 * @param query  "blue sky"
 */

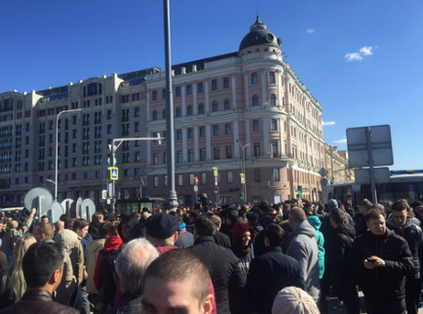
xmin=1 ymin=0 xmax=422 ymax=170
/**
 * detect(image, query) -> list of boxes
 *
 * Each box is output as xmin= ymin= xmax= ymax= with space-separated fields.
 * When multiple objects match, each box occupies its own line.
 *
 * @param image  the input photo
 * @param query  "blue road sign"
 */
xmin=110 ymin=167 xmax=118 ymax=180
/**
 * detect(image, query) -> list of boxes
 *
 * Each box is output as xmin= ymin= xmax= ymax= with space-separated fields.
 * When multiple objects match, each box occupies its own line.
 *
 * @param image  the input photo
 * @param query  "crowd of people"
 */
xmin=0 ymin=196 xmax=422 ymax=314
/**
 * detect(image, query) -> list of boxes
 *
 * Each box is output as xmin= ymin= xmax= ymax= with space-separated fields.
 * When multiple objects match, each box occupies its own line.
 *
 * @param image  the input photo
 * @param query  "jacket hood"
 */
xmin=232 ymin=222 xmax=255 ymax=250
xmin=103 ymin=235 xmax=123 ymax=252
xmin=307 ymin=216 xmax=321 ymax=230
xmin=54 ymin=229 xmax=79 ymax=252
xmin=118 ymin=214 xmax=140 ymax=241
xmin=386 ymin=215 xmax=415 ymax=230
xmin=88 ymin=238 xmax=106 ymax=255
xmin=334 ymin=222 xmax=356 ymax=238
xmin=291 ymin=220 xmax=316 ymax=238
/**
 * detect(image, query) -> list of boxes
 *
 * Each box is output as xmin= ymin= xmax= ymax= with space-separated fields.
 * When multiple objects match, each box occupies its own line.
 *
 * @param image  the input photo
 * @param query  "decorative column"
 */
xmin=261 ymin=68 xmax=266 ymax=105
xmin=182 ymin=128 xmax=187 ymax=162
xmin=231 ymin=74 xmax=237 ymax=109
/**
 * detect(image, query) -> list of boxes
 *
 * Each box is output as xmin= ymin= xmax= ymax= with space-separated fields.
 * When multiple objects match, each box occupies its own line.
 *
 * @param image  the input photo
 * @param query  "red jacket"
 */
xmin=93 ymin=236 xmax=122 ymax=290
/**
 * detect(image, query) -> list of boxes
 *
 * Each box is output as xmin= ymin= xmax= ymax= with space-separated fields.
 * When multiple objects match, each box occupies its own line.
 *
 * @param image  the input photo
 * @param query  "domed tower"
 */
xmin=238 ymin=16 xmax=282 ymax=56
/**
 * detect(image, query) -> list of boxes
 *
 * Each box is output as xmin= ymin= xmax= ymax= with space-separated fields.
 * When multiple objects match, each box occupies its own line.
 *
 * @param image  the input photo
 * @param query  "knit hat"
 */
xmin=272 ymin=286 xmax=320 ymax=314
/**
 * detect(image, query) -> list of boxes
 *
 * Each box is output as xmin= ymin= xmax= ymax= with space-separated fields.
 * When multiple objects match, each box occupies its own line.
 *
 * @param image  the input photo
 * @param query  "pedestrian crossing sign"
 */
xmin=110 ymin=167 xmax=118 ymax=180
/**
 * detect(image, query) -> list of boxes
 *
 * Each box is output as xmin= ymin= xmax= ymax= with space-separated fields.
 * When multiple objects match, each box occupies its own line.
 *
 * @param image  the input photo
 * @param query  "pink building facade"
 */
xmin=144 ymin=17 xmax=325 ymax=206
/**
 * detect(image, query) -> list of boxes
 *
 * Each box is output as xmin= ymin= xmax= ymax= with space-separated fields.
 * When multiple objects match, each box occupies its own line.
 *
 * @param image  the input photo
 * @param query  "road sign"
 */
xmin=110 ymin=167 xmax=118 ymax=180
xmin=107 ymin=156 xmax=116 ymax=166
xmin=318 ymin=168 xmax=328 ymax=177
xmin=194 ymin=185 xmax=198 ymax=192
xmin=355 ymin=167 xmax=391 ymax=184
xmin=240 ymin=173 xmax=245 ymax=184
xmin=213 ymin=167 xmax=218 ymax=177
xmin=347 ymin=125 xmax=394 ymax=167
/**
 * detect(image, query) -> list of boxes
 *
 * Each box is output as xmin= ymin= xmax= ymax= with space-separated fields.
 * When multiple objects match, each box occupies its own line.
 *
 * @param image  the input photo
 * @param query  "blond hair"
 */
xmin=0 ymin=234 xmax=37 ymax=303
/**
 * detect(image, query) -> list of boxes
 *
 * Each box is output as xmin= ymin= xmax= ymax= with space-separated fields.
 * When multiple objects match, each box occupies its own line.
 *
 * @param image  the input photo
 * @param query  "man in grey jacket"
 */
xmin=287 ymin=207 xmax=321 ymax=303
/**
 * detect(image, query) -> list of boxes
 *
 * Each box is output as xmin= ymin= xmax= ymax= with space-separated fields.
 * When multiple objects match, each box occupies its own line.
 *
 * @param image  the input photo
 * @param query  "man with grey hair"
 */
xmin=287 ymin=207 xmax=321 ymax=303
xmin=105 ymin=238 xmax=159 ymax=314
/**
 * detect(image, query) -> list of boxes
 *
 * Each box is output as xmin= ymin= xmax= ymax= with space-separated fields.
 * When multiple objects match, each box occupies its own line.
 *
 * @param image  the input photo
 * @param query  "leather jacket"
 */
xmin=351 ymin=229 xmax=414 ymax=300
xmin=0 ymin=290 xmax=79 ymax=314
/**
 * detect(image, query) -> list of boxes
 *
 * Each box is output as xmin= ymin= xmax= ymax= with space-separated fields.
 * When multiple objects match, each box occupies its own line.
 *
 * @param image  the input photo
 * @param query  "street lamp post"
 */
xmin=236 ymin=139 xmax=250 ymax=203
xmin=109 ymin=135 xmax=163 ymax=209
xmin=55 ymin=109 xmax=82 ymax=201
xmin=163 ymin=0 xmax=178 ymax=212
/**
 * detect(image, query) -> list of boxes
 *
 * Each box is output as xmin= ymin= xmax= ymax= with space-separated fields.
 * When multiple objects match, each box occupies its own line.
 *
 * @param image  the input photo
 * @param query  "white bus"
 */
xmin=325 ymin=170 xmax=423 ymax=205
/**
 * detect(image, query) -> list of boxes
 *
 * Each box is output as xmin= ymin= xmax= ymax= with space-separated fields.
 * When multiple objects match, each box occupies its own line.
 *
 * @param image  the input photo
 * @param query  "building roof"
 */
xmin=239 ymin=16 xmax=281 ymax=51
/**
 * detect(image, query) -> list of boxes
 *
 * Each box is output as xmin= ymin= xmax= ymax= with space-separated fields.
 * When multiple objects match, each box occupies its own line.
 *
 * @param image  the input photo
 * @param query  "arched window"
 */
xmin=270 ymin=94 xmax=276 ymax=106
xmin=176 ymin=107 xmax=181 ymax=117
xmin=252 ymin=95 xmax=259 ymax=106
xmin=163 ymin=109 xmax=166 ymax=119
xmin=224 ymin=99 xmax=230 ymax=110
xmin=212 ymin=101 xmax=218 ymax=112
xmin=198 ymin=103 xmax=204 ymax=114
xmin=187 ymin=105 xmax=193 ymax=116
xmin=152 ymin=110 xmax=157 ymax=121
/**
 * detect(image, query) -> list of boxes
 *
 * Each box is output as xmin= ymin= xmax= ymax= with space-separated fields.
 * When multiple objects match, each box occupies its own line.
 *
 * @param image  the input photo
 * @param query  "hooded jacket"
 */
xmin=86 ymin=238 xmax=106 ymax=294
xmin=230 ymin=223 xmax=255 ymax=276
xmin=118 ymin=214 xmax=140 ymax=243
xmin=54 ymin=229 xmax=84 ymax=286
xmin=386 ymin=215 xmax=423 ymax=279
xmin=307 ymin=216 xmax=325 ymax=279
xmin=93 ymin=236 xmax=123 ymax=291
xmin=286 ymin=220 xmax=321 ymax=302
xmin=325 ymin=223 xmax=356 ymax=281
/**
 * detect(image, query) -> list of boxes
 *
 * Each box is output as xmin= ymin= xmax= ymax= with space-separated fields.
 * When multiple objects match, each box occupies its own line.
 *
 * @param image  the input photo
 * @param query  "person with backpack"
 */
xmin=93 ymin=221 xmax=122 ymax=314
xmin=326 ymin=208 xmax=360 ymax=314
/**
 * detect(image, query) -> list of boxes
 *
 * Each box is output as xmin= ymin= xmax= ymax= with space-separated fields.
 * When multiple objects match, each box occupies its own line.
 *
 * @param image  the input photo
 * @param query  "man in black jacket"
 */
xmin=190 ymin=215 xmax=244 ymax=314
xmin=386 ymin=200 xmax=423 ymax=314
xmin=326 ymin=208 xmax=360 ymax=314
xmin=0 ymin=242 xmax=79 ymax=314
xmin=351 ymin=207 xmax=414 ymax=314
xmin=246 ymin=223 xmax=304 ymax=314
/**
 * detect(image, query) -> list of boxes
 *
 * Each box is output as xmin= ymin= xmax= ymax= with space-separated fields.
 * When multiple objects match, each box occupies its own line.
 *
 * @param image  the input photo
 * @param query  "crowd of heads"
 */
xmin=1 ymin=193 xmax=423 ymax=314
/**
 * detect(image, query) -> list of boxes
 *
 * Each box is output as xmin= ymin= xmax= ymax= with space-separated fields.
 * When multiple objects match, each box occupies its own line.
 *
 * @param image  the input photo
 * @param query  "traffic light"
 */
xmin=239 ymin=192 xmax=244 ymax=200
xmin=297 ymin=185 xmax=302 ymax=194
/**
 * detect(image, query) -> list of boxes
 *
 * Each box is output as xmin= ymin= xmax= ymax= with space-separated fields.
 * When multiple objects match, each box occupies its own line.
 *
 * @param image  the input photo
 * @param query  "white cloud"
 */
xmin=345 ymin=46 xmax=374 ymax=62
xmin=334 ymin=138 xmax=347 ymax=144
xmin=306 ymin=29 xmax=315 ymax=33
xmin=345 ymin=52 xmax=363 ymax=62
xmin=322 ymin=121 xmax=336 ymax=126
xmin=359 ymin=46 xmax=373 ymax=56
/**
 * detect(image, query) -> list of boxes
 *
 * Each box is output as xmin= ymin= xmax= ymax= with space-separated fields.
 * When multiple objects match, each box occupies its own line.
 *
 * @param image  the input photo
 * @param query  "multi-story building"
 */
xmin=324 ymin=144 xmax=354 ymax=183
xmin=0 ymin=17 xmax=325 ymax=208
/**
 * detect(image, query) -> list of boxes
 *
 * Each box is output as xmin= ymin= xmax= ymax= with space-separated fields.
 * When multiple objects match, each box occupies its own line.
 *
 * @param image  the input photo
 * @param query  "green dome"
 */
xmin=239 ymin=16 xmax=281 ymax=51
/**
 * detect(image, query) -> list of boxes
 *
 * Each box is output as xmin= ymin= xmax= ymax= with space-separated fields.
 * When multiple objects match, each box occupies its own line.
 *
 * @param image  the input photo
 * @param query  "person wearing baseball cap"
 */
xmin=145 ymin=213 xmax=179 ymax=254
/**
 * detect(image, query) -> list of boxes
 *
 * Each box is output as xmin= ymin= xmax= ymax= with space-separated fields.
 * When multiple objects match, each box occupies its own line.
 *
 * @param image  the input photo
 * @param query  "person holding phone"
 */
xmin=351 ymin=206 xmax=414 ymax=314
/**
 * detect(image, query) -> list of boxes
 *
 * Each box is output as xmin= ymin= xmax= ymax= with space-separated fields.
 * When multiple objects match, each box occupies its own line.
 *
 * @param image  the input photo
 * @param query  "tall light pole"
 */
xmin=163 ymin=0 xmax=178 ymax=211
xmin=236 ymin=139 xmax=250 ymax=203
xmin=109 ymin=135 xmax=163 ymax=209
xmin=55 ymin=109 xmax=82 ymax=201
